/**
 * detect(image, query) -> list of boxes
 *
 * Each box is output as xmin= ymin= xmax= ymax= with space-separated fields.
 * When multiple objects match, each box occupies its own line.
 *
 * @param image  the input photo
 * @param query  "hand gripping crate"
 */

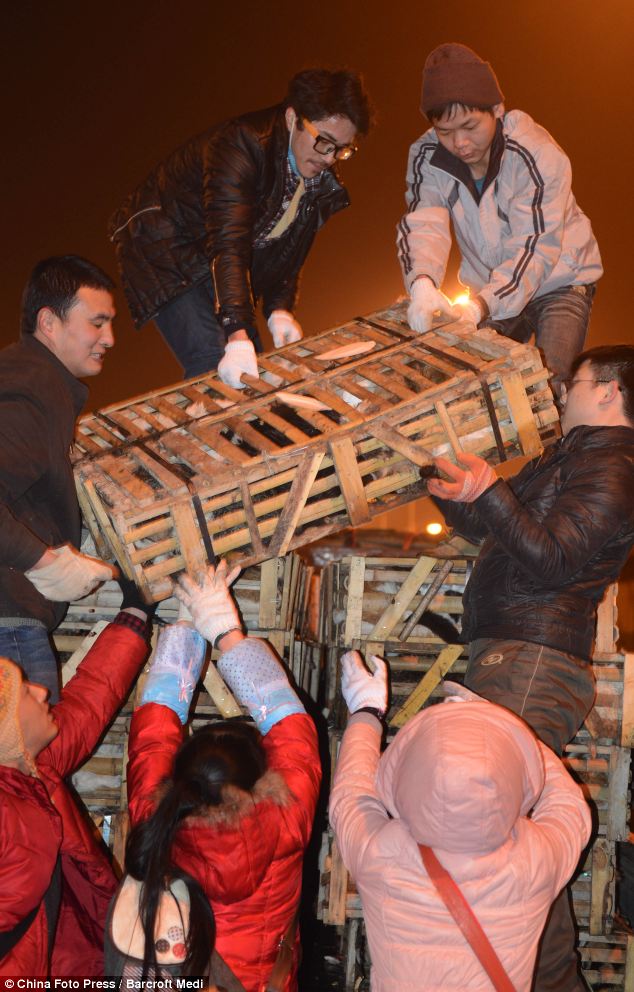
xmin=73 ymin=303 xmax=558 ymax=601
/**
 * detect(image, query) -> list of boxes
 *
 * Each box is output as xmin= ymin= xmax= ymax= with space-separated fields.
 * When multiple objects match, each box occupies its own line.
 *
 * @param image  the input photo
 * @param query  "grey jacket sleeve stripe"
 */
xmin=494 ymin=138 xmax=546 ymax=300
xmin=397 ymin=142 xmax=438 ymax=277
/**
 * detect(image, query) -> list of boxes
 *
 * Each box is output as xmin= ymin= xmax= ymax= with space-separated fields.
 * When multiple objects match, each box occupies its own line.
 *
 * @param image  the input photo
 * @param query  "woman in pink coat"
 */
xmin=329 ymin=653 xmax=591 ymax=992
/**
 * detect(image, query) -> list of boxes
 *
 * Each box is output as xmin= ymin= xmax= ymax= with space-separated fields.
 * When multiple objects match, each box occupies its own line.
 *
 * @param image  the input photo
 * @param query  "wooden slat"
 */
xmin=390 ymin=644 xmax=463 ymax=727
xmin=499 ymin=370 xmax=543 ymax=456
xmin=171 ymin=502 xmax=209 ymax=574
xmin=434 ymin=399 xmax=464 ymax=455
xmin=342 ymin=557 xmax=366 ymax=646
xmin=329 ymin=436 xmax=371 ymax=526
xmin=268 ymin=450 xmax=326 ymax=557
xmin=370 ymin=422 xmax=434 ymax=468
xmin=202 ymin=663 xmax=242 ymax=718
xmin=239 ymin=481 xmax=265 ymax=557
xmin=368 ymin=556 xmax=437 ymax=642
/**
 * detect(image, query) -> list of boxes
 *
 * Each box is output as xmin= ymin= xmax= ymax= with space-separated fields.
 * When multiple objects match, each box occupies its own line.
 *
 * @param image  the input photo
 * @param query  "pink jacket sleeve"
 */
xmin=329 ymin=715 xmax=388 ymax=880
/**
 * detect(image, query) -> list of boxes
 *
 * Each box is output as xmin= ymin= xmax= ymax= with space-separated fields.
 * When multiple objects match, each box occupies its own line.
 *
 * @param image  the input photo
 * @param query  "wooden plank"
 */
xmin=202 ymin=663 xmax=242 ymax=718
xmin=239 ymin=481 xmax=265 ymax=557
xmin=368 ymin=556 xmax=437 ymax=641
xmin=170 ymin=502 xmax=210 ymax=574
xmin=595 ymin=585 xmax=618 ymax=655
xmin=499 ymin=370 xmax=543 ymax=456
xmin=434 ymin=400 xmax=463 ymax=456
xmin=133 ymin=447 xmax=189 ymax=496
xmin=268 ymin=450 xmax=326 ymax=557
xmin=329 ymin=436 xmax=371 ymax=526
xmin=622 ymin=654 xmax=634 ymax=748
xmin=390 ymin=644 xmax=464 ymax=727
xmin=188 ymin=422 xmax=253 ymax=464
xmin=82 ymin=479 xmax=134 ymax=574
xmin=61 ymin=621 xmax=110 ymax=686
xmin=370 ymin=421 xmax=434 ymax=468
xmin=589 ymin=838 xmax=611 ymax=936
xmin=258 ymin=558 xmax=280 ymax=630
xmin=156 ymin=431 xmax=227 ymax=476
xmin=342 ymin=557 xmax=366 ymax=646
xmin=607 ymin=747 xmax=631 ymax=842
xmin=625 ymin=936 xmax=634 ymax=992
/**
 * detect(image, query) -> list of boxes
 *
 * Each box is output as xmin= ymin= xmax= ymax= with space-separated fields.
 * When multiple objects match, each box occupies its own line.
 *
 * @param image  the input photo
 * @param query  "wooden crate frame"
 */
xmin=74 ymin=317 xmax=558 ymax=601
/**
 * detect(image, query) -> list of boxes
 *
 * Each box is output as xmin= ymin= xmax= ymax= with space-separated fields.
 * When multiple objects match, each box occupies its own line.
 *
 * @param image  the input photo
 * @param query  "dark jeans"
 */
xmin=466 ymin=638 xmax=595 ymax=992
xmin=0 ymin=625 xmax=60 ymax=703
xmin=155 ymin=277 xmax=262 ymax=379
xmin=485 ymin=283 xmax=596 ymax=394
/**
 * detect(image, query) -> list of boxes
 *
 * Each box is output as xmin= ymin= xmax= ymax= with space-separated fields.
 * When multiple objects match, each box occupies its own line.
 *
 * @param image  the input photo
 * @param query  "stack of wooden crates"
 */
xmin=63 ymin=305 xmax=633 ymax=990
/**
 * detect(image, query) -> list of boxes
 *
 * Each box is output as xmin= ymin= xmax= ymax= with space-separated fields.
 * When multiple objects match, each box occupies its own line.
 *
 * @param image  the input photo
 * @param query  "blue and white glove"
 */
xmin=218 ymin=638 xmax=305 ymax=735
xmin=140 ymin=622 xmax=206 ymax=724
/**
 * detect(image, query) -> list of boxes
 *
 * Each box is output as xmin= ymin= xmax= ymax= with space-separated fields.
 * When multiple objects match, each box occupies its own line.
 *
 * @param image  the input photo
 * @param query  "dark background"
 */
xmin=4 ymin=0 xmax=632 ymax=411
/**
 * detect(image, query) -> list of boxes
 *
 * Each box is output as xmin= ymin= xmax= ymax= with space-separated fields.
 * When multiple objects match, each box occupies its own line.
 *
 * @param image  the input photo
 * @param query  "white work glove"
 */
xmin=427 ymin=452 xmax=496 ymax=502
xmin=25 ymin=545 xmax=114 ymax=602
xmin=175 ymin=560 xmax=242 ymax=646
xmin=341 ymin=650 xmax=388 ymax=715
xmin=217 ymin=340 xmax=259 ymax=389
xmin=407 ymin=278 xmax=457 ymax=333
xmin=453 ymin=298 xmax=482 ymax=328
xmin=267 ymin=310 xmax=303 ymax=348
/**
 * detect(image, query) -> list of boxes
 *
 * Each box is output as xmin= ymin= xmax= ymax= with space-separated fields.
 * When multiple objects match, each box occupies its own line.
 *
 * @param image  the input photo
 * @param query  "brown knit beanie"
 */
xmin=0 ymin=658 xmax=28 ymax=769
xmin=421 ymin=43 xmax=504 ymax=117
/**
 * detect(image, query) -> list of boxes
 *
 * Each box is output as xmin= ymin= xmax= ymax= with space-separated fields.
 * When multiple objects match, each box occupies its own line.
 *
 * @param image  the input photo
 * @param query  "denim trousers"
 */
xmin=0 ymin=625 xmax=61 ymax=703
xmin=466 ymin=638 xmax=595 ymax=992
xmin=155 ymin=277 xmax=262 ymax=379
xmin=485 ymin=283 xmax=597 ymax=393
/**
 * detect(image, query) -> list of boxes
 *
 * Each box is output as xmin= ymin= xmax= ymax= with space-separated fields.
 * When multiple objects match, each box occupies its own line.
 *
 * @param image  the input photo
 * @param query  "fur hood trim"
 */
xmin=183 ymin=769 xmax=291 ymax=829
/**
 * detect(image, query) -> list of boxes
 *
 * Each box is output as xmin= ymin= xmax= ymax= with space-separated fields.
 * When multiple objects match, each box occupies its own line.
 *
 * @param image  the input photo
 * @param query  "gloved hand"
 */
xmin=407 ymin=277 xmax=457 ymax=333
xmin=427 ymin=451 xmax=496 ymax=502
xmin=341 ymin=650 xmax=388 ymax=715
xmin=117 ymin=571 xmax=158 ymax=621
xmin=217 ymin=637 xmax=305 ymax=734
xmin=140 ymin=624 xmax=206 ymax=724
xmin=25 ymin=545 xmax=114 ymax=602
xmin=174 ymin=560 xmax=242 ymax=646
xmin=217 ymin=340 xmax=259 ymax=389
xmin=453 ymin=298 xmax=482 ymax=328
xmin=267 ymin=310 xmax=303 ymax=348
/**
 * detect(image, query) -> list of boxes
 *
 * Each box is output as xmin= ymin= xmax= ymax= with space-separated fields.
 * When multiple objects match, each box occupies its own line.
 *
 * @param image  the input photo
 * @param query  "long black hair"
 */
xmin=125 ymin=719 xmax=267 ymax=978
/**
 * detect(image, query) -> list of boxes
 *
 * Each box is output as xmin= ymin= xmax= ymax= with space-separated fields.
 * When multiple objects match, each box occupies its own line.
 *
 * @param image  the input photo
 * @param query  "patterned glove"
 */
xmin=217 ymin=637 xmax=304 ymax=734
xmin=140 ymin=624 xmax=207 ymax=724
xmin=25 ymin=545 xmax=114 ymax=602
xmin=267 ymin=310 xmax=303 ymax=348
xmin=427 ymin=452 xmax=496 ymax=502
xmin=175 ymin=561 xmax=242 ymax=646
xmin=407 ymin=278 xmax=456 ymax=333
xmin=217 ymin=340 xmax=259 ymax=389
xmin=341 ymin=651 xmax=388 ymax=714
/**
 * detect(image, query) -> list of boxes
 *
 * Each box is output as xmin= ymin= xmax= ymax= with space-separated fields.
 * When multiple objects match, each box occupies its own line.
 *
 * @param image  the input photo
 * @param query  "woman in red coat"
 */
xmin=0 ymin=610 xmax=150 ymax=977
xmin=112 ymin=563 xmax=321 ymax=990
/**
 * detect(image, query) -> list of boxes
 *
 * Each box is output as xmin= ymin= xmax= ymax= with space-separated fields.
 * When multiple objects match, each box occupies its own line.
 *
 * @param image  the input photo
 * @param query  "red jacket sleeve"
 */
xmin=126 ymin=703 xmax=185 ymax=827
xmin=262 ymin=713 xmax=322 ymax=847
xmin=38 ymin=621 xmax=149 ymax=779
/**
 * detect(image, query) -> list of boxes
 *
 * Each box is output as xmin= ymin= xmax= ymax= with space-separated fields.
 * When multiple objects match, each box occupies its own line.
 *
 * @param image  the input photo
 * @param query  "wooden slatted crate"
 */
xmin=73 ymin=308 xmax=558 ymax=601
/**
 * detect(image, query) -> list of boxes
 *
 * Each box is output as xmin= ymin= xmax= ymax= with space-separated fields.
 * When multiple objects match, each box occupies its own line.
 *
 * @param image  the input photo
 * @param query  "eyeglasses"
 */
xmin=302 ymin=118 xmax=358 ymax=161
xmin=560 ymin=377 xmax=615 ymax=394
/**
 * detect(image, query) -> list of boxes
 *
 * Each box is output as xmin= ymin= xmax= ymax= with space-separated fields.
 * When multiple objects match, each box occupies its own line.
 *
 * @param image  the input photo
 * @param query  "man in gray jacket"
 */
xmin=397 ymin=43 xmax=602 ymax=392
xmin=0 ymin=256 xmax=115 ymax=701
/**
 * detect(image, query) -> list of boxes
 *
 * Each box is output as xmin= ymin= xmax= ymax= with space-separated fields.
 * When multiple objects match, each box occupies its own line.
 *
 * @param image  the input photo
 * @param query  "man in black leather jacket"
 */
xmin=428 ymin=343 xmax=634 ymax=992
xmin=109 ymin=68 xmax=371 ymax=384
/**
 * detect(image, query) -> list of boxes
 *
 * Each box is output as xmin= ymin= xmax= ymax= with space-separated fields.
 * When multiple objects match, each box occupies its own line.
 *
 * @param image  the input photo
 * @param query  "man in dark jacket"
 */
xmin=108 ymin=68 xmax=372 ymax=384
xmin=427 ymin=343 xmax=634 ymax=992
xmin=0 ymin=256 xmax=117 ymax=701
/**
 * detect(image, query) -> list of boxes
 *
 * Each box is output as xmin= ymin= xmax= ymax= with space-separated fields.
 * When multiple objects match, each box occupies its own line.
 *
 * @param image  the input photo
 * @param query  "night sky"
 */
xmin=4 ymin=0 xmax=632 ymax=412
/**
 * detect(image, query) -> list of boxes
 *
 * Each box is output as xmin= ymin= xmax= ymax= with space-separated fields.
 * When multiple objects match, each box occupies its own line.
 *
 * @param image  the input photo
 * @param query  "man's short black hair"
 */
xmin=426 ymin=102 xmax=496 ymax=124
xmin=571 ymin=344 xmax=634 ymax=426
xmin=21 ymin=255 xmax=115 ymax=336
xmin=286 ymin=68 xmax=373 ymax=135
